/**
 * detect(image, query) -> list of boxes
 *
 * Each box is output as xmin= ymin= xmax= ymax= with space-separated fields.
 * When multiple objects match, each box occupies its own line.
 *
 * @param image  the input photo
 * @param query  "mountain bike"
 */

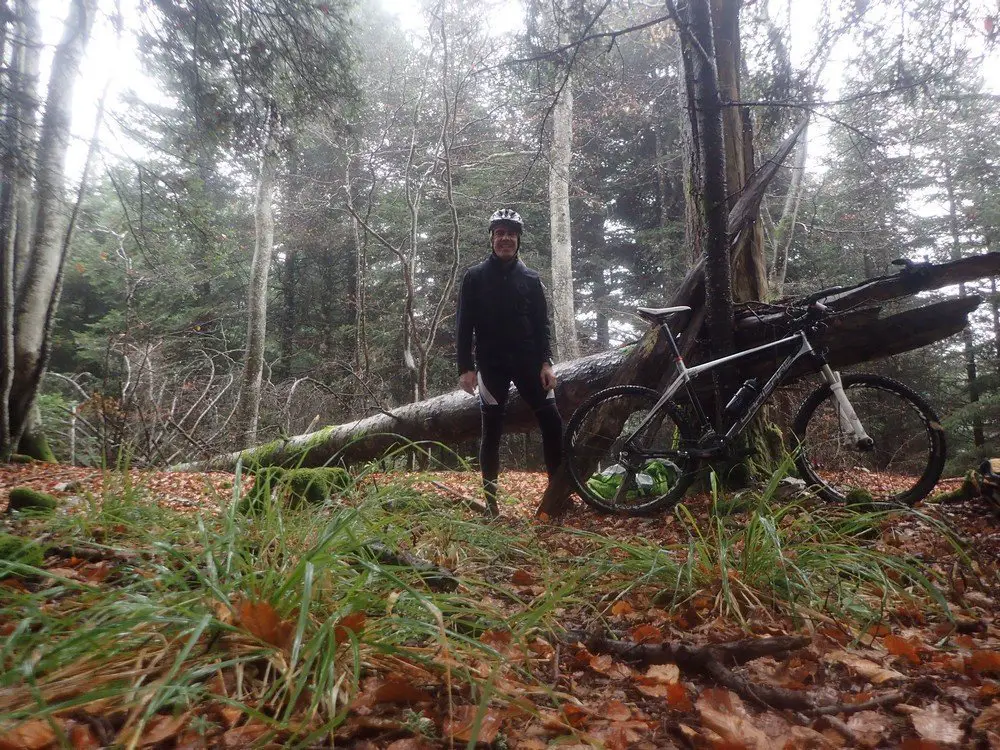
xmin=563 ymin=304 xmax=947 ymax=515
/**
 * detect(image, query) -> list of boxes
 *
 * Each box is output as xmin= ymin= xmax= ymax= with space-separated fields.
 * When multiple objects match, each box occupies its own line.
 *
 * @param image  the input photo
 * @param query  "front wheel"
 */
xmin=792 ymin=374 xmax=946 ymax=505
xmin=563 ymin=385 xmax=699 ymax=515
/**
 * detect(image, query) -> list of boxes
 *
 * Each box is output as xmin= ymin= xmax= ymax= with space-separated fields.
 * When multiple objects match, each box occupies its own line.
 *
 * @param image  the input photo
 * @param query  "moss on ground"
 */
xmin=239 ymin=467 xmax=352 ymax=514
xmin=17 ymin=429 xmax=56 ymax=463
xmin=7 ymin=487 xmax=60 ymax=513
xmin=0 ymin=532 xmax=46 ymax=576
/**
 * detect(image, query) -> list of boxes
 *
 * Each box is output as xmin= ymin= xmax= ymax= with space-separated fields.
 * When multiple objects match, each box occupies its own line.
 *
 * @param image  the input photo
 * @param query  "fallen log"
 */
xmin=175 ymin=262 xmax=992 ymax=476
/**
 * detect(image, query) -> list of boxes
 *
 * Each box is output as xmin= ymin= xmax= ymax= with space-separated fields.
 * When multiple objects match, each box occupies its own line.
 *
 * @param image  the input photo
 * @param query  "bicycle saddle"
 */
xmin=637 ymin=306 xmax=692 ymax=324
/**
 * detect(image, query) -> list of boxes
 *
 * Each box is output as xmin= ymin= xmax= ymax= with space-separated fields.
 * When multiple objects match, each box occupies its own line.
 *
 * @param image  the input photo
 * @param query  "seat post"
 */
xmin=661 ymin=322 xmax=687 ymax=373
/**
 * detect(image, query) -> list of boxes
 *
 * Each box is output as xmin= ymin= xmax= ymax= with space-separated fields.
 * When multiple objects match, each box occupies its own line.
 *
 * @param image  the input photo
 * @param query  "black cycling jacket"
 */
xmin=456 ymin=252 xmax=554 ymax=373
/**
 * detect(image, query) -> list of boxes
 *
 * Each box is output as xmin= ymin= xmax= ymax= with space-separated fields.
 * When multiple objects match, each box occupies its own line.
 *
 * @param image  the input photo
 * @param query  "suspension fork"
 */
xmin=819 ymin=365 xmax=874 ymax=449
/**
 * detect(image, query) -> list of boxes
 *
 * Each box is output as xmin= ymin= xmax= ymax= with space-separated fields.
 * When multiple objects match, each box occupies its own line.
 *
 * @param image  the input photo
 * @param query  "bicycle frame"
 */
xmin=628 ymin=321 xmax=872 ymax=454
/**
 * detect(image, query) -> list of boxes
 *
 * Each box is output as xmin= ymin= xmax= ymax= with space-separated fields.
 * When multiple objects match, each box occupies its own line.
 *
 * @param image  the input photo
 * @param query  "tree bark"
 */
xmin=233 ymin=104 xmax=280 ymax=448
xmin=7 ymin=0 xmax=97 ymax=452
xmin=687 ymin=0 xmax=733 ymax=364
xmin=549 ymin=66 xmax=579 ymax=360
xmin=943 ymin=159 xmax=983 ymax=447
xmin=11 ymin=0 xmax=41 ymax=292
xmin=769 ymin=122 xmax=809 ymax=297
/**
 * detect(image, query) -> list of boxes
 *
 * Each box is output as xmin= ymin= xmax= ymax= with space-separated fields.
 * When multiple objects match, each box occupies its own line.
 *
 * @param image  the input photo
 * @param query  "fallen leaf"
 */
xmin=899 ymin=739 xmax=948 ymax=750
xmin=442 ymin=705 xmax=503 ymax=743
xmin=220 ymin=722 xmax=270 ymax=748
xmin=592 ymin=724 xmax=630 ymax=750
xmin=644 ymin=663 xmax=680 ymax=684
xmin=386 ymin=739 xmax=434 ymax=750
xmin=885 ymin=634 xmax=922 ymax=665
xmin=666 ymin=681 xmax=693 ymax=711
xmin=334 ymin=611 xmax=366 ymax=641
xmin=847 ymin=710 xmax=892 ymax=748
xmin=234 ymin=598 xmax=293 ymax=650
xmin=527 ymin=636 xmax=555 ymax=659
xmin=824 ymin=649 xmax=906 ymax=684
xmin=910 ymin=703 xmax=964 ymax=745
xmin=695 ymin=688 xmax=772 ymax=749
xmin=78 ymin=561 xmax=112 ymax=583
xmin=480 ymin=629 xmax=512 ymax=650
xmin=67 ymin=722 xmax=102 ymax=750
xmin=0 ymin=720 xmax=58 ymax=750
xmin=140 ymin=713 xmax=189 ymax=747
xmin=630 ymin=624 xmax=663 ymax=643
xmin=45 ymin=566 xmax=85 ymax=581
xmin=969 ymin=650 xmax=1000 ymax=675
xmin=511 ymin=569 xmax=535 ymax=586
xmin=597 ymin=700 xmax=631 ymax=721
xmin=213 ymin=705 xmax=242 ymax=729
xmin=561 ymin=704 xmax=590 ymax=728
xmin=588 ymin=654 xmax=632 ymax=679
xmin=174 ymin=730 xmax=209 ymax=750
xmin=372 ymin=676 xmax=434 ymax=704
xmin=973 ymin=704 xmax=1000 ymax=733
xmin=635 ymin=682 xmax=671 ymax=699
xmin=611 ymin=600 xmax=634 ymax=616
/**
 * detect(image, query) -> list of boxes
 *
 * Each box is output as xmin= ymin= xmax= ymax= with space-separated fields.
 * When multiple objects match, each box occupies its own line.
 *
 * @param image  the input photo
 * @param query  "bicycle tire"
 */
xmin=792 ymin=373 xmax=946 ymax=505
xmin=563 ymin=385 xmax=699 ymax=515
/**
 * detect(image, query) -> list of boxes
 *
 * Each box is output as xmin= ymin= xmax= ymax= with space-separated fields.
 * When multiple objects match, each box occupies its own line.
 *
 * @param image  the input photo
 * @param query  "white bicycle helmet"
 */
xmin=488 ymin=208 xmax=523 ymax=234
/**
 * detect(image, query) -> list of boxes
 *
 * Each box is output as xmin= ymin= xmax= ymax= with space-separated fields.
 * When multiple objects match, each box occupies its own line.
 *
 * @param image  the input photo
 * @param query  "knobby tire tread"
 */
xmin=792 ymin=373 xmax=946 ymax=505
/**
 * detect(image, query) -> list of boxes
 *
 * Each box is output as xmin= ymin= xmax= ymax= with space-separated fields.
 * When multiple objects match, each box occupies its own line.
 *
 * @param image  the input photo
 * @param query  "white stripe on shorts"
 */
xmin=477 ymin=372 xmax=499 ymax=406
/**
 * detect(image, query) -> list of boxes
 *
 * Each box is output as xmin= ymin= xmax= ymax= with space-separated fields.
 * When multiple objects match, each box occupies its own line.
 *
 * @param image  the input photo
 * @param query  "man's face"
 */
xmin=491 ymin=225 xmax=519 ymax=260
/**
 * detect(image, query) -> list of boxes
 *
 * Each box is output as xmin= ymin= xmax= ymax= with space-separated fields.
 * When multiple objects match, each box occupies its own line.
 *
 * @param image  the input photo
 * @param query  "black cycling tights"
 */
xmin=476 ymin=364 xmax=563 ymax=498
xmin=480 ymin=401 xmax=563 ymax=485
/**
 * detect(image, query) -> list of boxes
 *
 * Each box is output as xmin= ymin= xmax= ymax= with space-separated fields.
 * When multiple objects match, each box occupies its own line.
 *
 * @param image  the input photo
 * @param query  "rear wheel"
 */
xmin=563 ymin=385 xmax=699 ymax=515
xmin=792 ymin=374 xmax=946 ymax=505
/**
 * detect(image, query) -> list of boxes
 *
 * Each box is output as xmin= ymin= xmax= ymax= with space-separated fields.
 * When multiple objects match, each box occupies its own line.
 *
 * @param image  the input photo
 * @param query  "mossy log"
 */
xmin=6 ymin=487 xmax=60 ymax=513
xmin=179 ymin=254 xmax=998 ymax=479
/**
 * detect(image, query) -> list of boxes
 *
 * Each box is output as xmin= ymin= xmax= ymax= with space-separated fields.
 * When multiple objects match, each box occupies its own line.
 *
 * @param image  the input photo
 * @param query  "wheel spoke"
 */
xmin=563 ymin=386 xmax=699 ymax=515
xmin=794 ymin=375 xmax=945 ymax=505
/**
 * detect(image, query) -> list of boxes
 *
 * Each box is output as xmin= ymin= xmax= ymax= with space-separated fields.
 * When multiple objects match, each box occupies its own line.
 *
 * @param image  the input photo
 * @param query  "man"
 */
xmin=456 ymin=208 xmax=563 ymax=516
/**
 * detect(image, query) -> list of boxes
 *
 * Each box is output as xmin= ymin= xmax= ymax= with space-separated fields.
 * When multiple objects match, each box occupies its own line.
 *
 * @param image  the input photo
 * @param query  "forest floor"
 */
xmin=1 ymin=463 xmax=999 ymax=749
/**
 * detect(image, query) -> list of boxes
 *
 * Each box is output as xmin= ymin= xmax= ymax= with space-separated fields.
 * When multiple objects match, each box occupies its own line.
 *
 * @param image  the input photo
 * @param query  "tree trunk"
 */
xmin=233 ymin=104 xmax=280 ymax=448
xmin=944 ymin=159 xmax=983 ymax=447
xmin=769 ymin=123 xmax=809 ymax=297
xmin=549 ymin=66 xmax=579 ymax=360
xmin=688 ymin=0 xmax=733 ymax=366
xmin=11 ymin=0 xmax=41 ymax=293
xmin=991 ymin=275 xmax=1000 ymax=377
xmin=7 ymin=0 xmax=97 ymax=452
xmin=0 ymin=9 xmax=18 ymax=457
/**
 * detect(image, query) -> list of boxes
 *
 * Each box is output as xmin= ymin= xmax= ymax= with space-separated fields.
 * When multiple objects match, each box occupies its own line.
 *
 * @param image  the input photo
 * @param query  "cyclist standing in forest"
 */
xmin=456 ymin=208 xmax=563 ymax=517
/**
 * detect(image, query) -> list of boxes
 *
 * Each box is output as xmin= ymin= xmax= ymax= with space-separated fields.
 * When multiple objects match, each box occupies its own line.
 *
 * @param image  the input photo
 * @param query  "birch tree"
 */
xmin=548 ymin=35 xmax=579 ymax=360
xmin=1 ymin=0 xmax=98 ymax=459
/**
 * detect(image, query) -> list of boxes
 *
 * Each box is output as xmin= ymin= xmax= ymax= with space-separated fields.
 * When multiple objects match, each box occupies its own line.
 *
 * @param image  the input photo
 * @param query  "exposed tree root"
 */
xmin=570 ymin=630 xmax=912 ymax=715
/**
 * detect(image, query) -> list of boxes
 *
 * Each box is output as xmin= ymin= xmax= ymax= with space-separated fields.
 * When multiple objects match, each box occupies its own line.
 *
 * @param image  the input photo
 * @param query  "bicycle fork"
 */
xmin=819 ymin=365 xmax=874 ymax=450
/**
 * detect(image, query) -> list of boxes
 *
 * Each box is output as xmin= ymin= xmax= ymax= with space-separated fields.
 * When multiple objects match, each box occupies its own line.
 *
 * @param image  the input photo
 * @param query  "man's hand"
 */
xmin=540 ymin=363 xmax=557 ymax=391
xmin=459 ymin=370 xmax=477 ymax=395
